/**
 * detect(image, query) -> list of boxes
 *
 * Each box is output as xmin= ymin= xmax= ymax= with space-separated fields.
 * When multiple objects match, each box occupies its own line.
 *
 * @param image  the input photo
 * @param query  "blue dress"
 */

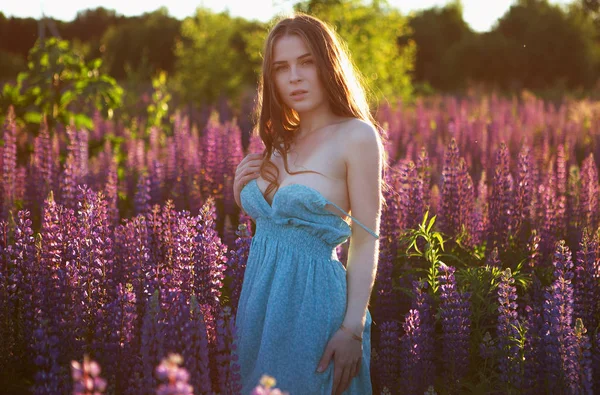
xmin=235 ymin=178 xmax=379 ymax=395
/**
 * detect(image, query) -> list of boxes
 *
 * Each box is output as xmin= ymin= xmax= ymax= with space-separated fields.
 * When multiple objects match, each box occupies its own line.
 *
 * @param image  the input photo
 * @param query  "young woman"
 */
xmin=233 ymin=13 xmax=385 ymax=395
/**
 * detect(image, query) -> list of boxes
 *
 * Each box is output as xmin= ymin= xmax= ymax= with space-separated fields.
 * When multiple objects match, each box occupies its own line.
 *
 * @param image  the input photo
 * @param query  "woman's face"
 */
xmin=272 ymin=34 xmax=327 ymax=115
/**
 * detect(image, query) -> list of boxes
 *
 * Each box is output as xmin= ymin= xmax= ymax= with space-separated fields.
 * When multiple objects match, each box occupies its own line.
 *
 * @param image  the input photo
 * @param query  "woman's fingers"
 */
xmin=336 ymin=365 xmax=352 ymax=395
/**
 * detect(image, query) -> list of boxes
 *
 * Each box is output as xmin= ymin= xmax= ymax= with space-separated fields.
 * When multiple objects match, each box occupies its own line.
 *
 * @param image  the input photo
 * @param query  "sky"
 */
xmin=1 ymin=0 xmax=576 ymax=33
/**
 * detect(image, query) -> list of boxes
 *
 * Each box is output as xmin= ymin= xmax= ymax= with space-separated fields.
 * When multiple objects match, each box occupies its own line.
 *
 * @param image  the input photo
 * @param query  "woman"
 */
xmin=233 ymin=12 xmax=385 ymax=395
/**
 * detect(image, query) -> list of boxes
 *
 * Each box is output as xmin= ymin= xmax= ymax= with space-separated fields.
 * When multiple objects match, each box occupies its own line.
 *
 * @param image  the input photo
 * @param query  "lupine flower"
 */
xmin=71 ymin=355 xmax=107 ymax=395
xmin=439 ymin=138 xmax=461 ymax=238
xmin=376 ymin=321 xmax=401 ymax=393
xmin=487 ymin=142 xmax=513 ymax=251
xmin=183 ymin=295 xmax=212 ymax=394
xmin=155 ymin=353 xmax=194 ymax=395
xmin=2 ymin=106 xmax=17 ymax=220
xmin=251 ymin=374 xmax=289 ymax=395
xmin=542 ymin=240 xmax=575 ymax=393
xmin=579 ymin=153 xmax=599 ymax=233
xmin=573 ymin=230 xmax=598 ymax=343
xmin=496 ymin=268 xmax=523 ymax=391
xmin=438 ymin=263 xmax=471 ymax=385
xmin=566 ymin=318 xmax=594 ymax=394
xmin=512 ymin=145 xmax=533 ymax=246
xmin=227 ymin=221 xmax=253 ymax=314
xmin=141 ymin=289 xmax=166 ymax=392
xmin=373 ymin=169 xmax=402 ymax=323
xmin=410 ymin=280 xmax=436 ymax=388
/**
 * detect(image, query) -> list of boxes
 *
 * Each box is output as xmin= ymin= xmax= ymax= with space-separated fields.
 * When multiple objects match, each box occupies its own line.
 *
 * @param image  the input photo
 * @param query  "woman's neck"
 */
xmin=295 ymin=103 xmax=341 ymax=140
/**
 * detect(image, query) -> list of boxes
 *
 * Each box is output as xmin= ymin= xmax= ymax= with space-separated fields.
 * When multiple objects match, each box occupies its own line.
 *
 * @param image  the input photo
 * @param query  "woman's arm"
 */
xmin=316 ymin=120 xmax=383 ymax=395
xmin=341 ymin=120 xmax=383 ymax=335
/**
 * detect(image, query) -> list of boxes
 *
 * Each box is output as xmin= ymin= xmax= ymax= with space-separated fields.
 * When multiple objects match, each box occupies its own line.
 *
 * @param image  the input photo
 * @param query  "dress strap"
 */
xmin=326 ymin=201 xmax=380 ymax=239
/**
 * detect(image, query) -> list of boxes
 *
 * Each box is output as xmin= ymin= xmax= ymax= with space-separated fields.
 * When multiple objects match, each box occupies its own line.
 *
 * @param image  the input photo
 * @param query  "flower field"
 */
xmin=1 ymin=93 xmax=599 ymax=394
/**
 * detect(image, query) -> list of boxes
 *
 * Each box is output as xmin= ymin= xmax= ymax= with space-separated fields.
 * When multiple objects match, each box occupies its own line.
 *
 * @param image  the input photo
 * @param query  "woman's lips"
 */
xmin=290 ymin=90 xmax=308 ymax=100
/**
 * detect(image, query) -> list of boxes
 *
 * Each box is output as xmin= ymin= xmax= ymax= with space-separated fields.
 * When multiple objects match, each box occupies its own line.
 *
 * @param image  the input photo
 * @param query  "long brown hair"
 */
xmin=254 ymin=12 xmax=388 ymax=200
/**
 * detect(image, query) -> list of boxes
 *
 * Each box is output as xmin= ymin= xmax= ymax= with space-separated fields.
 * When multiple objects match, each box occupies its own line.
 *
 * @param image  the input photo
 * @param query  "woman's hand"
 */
xmin=234 ymin=153 xmax=263 ymax=209
xmin=316 ymin=328 xmax=363 ymax=395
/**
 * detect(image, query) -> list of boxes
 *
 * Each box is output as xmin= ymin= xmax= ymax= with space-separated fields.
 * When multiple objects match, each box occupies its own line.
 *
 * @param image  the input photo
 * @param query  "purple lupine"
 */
xmin=113 ymin=214 xmax=150 ymax=309
xmin=513 ymin=144 xmax=533 ymax=246
xmin=155 ymin=353 xmax=194 ymax=395
xmin=399 ymin=160 xmax=425 ymax=231
xmin=227 ymin=220 xmax=253 ymax=315
xmin=542 ymin=240 xmax=575 ymax=393
xmin=182 ymin=295 xmax=212 ymax=394
xmin=35 ymin=192 xmax=74 ymax=394
xmin=1 ymin=106 xmax=17 ymax=221
xmin=496 ymin=268 xmax=523 ymax=392
xmin=486 ymin=246 xmax=502 ymax=268
xmin=539 ymin=163 xmax=559 ymax=257
xmin=526 ymin=229 xmax=542 ymax=271
xmin=439 ymin=138 xmax=461 ymax=238
xmin=59 ymin=153 xmax=79 ymax=211
xmin=566 ymin=164 xmax=581 ymax=246
xmin=566 ymin=318 xmax=594 ymax=394
xmin=522 ymin=276 xmax=545 ymax=393
xmin=554 ymin=145 xmax=567 ymax=239
xmin=400 ymin=310 xmax=427 ymax=394
xmin=594 ymin=331 xmax=600 ymax=393
xmin=416 ymin=146 xmax=431 ymax=208
xmin=410 ymin=280 xmax=436 ymax=388
xmin=141 ymin=290 xmax=166 ymax=393
xmin=475 ymin=170 xmax=488 ymax=242
xmin=0 ymin=219 xmax=11 ymax=371
xmin=27 ymin=117 xmax=55 ymax=226
xmin=375 ymin=321 xmax=401 ymax=393
xmin=457 ymin=157 xmax=478 ymax=248
xmin=111 ymin=283 xmax=141 ymax=395
xmin=228 ymin=314 xmax=242 ymax=395
xmin=573 ymin=230 xmax=598 ymax=338
xmin=373 ymin=169 xmax=402 ymax=324
xmin=438 ymin=263 xmax=471 ymax=387
xmin=7 ymin=210 xmax=38 ymax=362
xmin=579 ymin=153 xmax=599 ymax=233
xmin=31 ymin=325 xmax=62 ymax=395
xmin=192 ymin=198 xmax=228 ymax=338
xmin=104 ymin=157 xmax=119 ymax=226
xmin=71 ymin=355 xmax=107 ymax=395
xmin=161 ymin=290 xmax=192 ymax=361
xmin=149 ymin=158 xmax=165 ymax=207
xmin=223 ymin=121 xmax=244 ymax=217
xmin=214 ymin=306 xmax=237 ymax=393
xmin=487 ymin=142 xmax=513 ymax=251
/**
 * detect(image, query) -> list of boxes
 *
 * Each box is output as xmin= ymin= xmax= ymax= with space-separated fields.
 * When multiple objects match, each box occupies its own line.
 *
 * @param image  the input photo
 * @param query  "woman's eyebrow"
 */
xmin=273 ymin=53 xmax=312 ymax=65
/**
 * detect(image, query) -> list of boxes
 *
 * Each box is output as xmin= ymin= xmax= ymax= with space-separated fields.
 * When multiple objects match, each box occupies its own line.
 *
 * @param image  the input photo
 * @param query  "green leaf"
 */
xmin=24 ymin=111 xmax=43 ymax=124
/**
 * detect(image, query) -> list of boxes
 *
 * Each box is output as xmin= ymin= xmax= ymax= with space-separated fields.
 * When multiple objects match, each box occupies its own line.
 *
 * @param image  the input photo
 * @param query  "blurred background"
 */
xmin=1 ymin=0 xmax=599 ymax=120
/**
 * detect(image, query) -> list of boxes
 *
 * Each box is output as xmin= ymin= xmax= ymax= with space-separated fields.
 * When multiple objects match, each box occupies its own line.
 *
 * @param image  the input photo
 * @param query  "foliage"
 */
xmin=407 ymin=0 xmax=474 ymax=92
xmin=100 ymin=8 xmax=180 ymax=81
xmin=146 ymin=71 xmax=172 ymax=134
xmin=0 ymin=37 xmax=123 ymax=132
xmin=401 ymin=211 xmax=446 ymax=294
xmin=295 ymin=0 xmax=416 ymax=106
xmin=173 ymin=8 xmax=266 ymax=107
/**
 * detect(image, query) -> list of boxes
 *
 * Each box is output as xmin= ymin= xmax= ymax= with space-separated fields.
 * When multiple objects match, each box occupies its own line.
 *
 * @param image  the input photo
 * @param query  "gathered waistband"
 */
xmin=253 ymin=219 xmax=340 ymax=261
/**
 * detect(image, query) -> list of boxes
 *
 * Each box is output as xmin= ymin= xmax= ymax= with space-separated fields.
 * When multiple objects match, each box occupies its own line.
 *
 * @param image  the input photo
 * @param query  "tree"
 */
xmin=0 ymin=38 xmax=123 ymax=133
xmin=294 ymin=0 xmax=416 ymax=105
xmin=407 ymin=1 xmax=474 ymax=92
xmin=173 ymin=8 xmax=266 ymax=107
xmin=100 ymin=8 xmax=181 ymax=81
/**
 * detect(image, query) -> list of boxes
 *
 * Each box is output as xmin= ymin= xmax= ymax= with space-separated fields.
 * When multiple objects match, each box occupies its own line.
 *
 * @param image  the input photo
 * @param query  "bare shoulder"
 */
xmin=335 ymin=118 xmax=382 ymax=155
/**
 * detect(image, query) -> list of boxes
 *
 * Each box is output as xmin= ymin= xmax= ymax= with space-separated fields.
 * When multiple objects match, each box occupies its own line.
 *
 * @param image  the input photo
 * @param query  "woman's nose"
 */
xmin=289 ymin=65 xmax=301 ymax=83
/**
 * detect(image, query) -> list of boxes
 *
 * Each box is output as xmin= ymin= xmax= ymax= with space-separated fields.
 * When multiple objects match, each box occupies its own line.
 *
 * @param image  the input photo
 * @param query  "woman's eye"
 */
xmin=275 ymin=65 xmax=288 ymax=72
xmin=302 ymin=59 xmax=313 ymax=65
